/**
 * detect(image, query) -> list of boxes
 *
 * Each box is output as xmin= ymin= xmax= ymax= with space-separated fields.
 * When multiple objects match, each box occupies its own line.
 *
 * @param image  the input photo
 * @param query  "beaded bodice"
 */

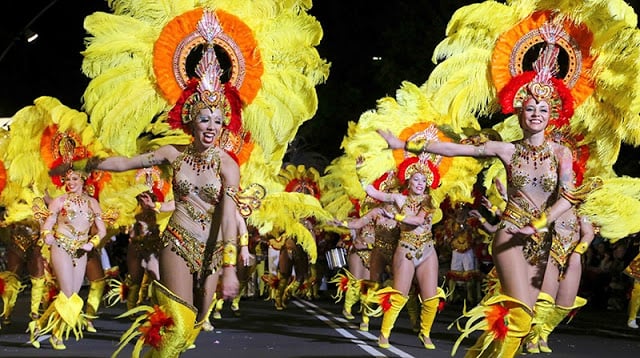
xmin=172 ymin=144 xmax=222 ymax=205
xmin=507 ymin=139 xmax=558 ymax=211
xmin=169 ymin=144 xmax=223 ymax=242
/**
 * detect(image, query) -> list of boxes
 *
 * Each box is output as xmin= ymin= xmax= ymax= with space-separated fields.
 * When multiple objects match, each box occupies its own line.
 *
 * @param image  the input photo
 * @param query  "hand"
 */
xmin=469 ymin=209 xmax=481 ymax=219
xmin=376 ymin=129 xmax=405 ymax=149
xmin=221 ymin=267 xmax=240 ymax=299
xmin=139 ymin=192 xmax=154 ymax=209
xmin=81 ymin=242 xmax=95 ymax=252
xmin=365 ymin=184 xmax=376 ymax=197
xmin=239 ymin=246 xmax=252 ymax=266
xmin=506 ymin=225 xmax=536 ymax=236
xmin=48 ymin=162 xmax=72 ymax=177
xmin=44 ymin=234 xmax=56 ymax=245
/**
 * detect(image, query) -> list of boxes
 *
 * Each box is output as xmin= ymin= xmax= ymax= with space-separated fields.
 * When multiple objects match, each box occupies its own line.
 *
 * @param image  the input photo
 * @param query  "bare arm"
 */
xmin=220 ymin=151 xmax=241 ymax=298
xmin=377 ymin=129 xmax=510 ymax=159
xmin=95 ymin=146 xmax=177 ymax=172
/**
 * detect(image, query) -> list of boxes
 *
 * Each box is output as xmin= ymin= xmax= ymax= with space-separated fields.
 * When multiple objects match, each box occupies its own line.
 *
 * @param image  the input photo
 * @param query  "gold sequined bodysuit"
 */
xmin=161 ymin=144 xmax=223 ymax=274
xmin=396 ymin=194 xmax=436 ymax=266
xmin=0 ymin=222 xmax=39 ymax=259
xmin=52 ymin=193 xmax=98 ymax=266
xmin=550 ymin=207 xmax=580 ymax=279
xmin=501 ymin=140 xmax=559 ymax=264
xmin=373 ymin=219 xmax=399 ymax=264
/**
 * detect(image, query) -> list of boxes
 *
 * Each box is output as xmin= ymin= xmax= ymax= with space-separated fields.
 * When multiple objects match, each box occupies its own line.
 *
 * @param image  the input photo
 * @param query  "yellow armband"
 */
xmin=88 ymin=234 xmax=101 ymax=248
xmin=239 ymin=233 xmax=249 ymax=247
xmin=394 ymin=213 xmax=406 ymax=222
xmin=222 ymin=243 xmax=237 ymax=267
xmin=490 ymin=205 xmax=498 ymax=214
xmin=479 ymin=217 xmax=487 ymax=224
xmin=404 ymin=139 xmax=427 ymax=154
xmin=529 ymin=212 xmax=548 ymax=232
xmin=574 ymin=241 xmax=589 ymax=255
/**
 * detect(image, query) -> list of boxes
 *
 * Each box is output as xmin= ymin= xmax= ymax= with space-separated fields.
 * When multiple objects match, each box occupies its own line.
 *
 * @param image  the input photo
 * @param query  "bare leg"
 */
xmin=158 ymin=244 xmax=194 ymax=304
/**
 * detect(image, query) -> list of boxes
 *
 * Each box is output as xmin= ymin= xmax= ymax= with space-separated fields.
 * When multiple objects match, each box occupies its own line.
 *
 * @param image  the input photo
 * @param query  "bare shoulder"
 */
xmin=550 ymin=141 xmax=572 ymax=158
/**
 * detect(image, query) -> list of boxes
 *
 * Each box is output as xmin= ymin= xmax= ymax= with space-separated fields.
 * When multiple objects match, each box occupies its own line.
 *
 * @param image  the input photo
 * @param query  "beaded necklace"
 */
xmin=515 ymin=140 xmax=553 ymax=170
xmin=182 ymin=144 xmax=217 ymax=175
xmin=404 ymin=194 xmax=426 ymax=213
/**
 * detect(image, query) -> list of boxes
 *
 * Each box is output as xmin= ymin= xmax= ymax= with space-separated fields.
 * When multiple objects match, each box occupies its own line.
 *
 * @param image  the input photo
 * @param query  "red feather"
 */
xmin=0 ymin=277 xmax=5 ymax=295
xmin=486 ymin=304 xmax=509 ymax=340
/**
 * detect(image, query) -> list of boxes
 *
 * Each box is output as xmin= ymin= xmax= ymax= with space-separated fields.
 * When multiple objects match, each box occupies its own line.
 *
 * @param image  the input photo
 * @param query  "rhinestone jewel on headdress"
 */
xmin=527 ymin=22 xmax=563 ymax=103
xmin=195 ymin=10 xmax=225 ymax=109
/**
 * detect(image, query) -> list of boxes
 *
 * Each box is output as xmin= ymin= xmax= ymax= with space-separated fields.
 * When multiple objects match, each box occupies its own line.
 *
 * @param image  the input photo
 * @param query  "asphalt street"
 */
xmin=1 ymin=286 xmax=639 ymax=357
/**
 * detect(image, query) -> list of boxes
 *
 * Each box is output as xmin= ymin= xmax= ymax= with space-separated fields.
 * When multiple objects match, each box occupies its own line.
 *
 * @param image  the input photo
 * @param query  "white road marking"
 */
xmin=294 ymin=299 xmax=415 ymax=358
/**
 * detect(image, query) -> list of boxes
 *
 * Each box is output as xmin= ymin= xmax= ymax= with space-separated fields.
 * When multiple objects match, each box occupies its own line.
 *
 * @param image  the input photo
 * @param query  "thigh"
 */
xmin=492 ymin=230 xmax=538 ymax=307
xmin=416 ymin=253 xmax=439 ymax=299
xmin=159 ymin=244 xmax=194 ymax=304
xmin=391 ymin=248 xmax=415 ymax=295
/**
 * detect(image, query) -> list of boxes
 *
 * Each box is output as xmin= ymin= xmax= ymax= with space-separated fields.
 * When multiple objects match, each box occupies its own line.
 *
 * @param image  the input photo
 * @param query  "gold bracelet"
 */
xmin=479 ymin=217 xmax=487 ymax=224
xmin=239 ymin=233 xmax=249 ymax=247
xmin=490 ymin=205 xmax=498 ymax=214
xmin=222 ymin=243 xmax=237 ymax=267
xmin=574 ymin=241 xmax=589 ymax=255
xmin=40 ymin=229 xmax=53 ymax=236
xmin=341 ymin=220 xmax=349 ymax=228
xmin=88 ymin=234 xmax=101 ymax=248
xmin=394 ymin=213 xmax=406 ymax=222
xmin=153 ymin=202 xmax=162 ymax=213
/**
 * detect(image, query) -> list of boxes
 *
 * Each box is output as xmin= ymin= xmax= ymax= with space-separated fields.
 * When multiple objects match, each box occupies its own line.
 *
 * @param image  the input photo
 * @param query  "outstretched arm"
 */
xmin=377 ymin=129 xmax=505 ymax=158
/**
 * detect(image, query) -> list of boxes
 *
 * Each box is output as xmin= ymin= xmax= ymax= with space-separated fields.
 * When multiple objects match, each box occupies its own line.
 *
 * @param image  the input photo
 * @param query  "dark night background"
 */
xmin=0 ymin=0 xmax=639 ymax=175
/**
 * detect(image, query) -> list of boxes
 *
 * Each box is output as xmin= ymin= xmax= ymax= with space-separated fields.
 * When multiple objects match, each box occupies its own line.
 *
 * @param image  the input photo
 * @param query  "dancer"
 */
xmin=624 ymin=249 xmax=640 ymax=329
xmin=365 ymin=156 xmax=445 ymax=350
xmin=30 ymin=169 xmax=107 ymax=350
xmin=523 ymin=208 xmax=594 ymax=353
xmin=378 ymin=23 xmax=586 ymax=357
xmin=64 ymin=11 xmax=245 ymax=356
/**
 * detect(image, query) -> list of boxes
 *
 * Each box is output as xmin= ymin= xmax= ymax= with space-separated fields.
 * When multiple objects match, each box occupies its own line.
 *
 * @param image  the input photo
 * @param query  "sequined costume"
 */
xmin=500 ymin=139 xmax=558 ymax=264
xmin=1 ymin=222 xmax=39 ymax=260
xmin=549 ymin=208 xmax=580 ymax=279
xmin=373 ymin=221 xmax=400 ymax=267
xmin=160 ymin=144 xmax=224 ymax=275
xmin=395 ymin=195 xmax=436 ymax=267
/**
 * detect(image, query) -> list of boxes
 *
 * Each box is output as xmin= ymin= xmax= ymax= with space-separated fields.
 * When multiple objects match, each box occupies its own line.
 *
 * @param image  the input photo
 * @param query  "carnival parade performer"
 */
xmin=624 ymin=250 xmax=640 ymax=329
xmin=30 ymin=169 xmax=107 ymax=350
xmin=378 ymin=22 xmax=585 ymax=357
xmin=56 ymin=11 xmax=245 ymax=357
xmin=364 ymin=156 xmax=446 ymax=350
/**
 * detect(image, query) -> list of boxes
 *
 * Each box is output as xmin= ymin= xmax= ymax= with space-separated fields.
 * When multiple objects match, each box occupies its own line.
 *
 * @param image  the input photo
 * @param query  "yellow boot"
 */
xmin=628 ymin=281 xmax=640 ymax=329
xmin=418 ymin=288 xmax=446 ymax=350
xmin=113 ymin=280 xmax=197 ymax=358
xmin=29 ymin=276 xmax=47 ymax=320
xmin=342 ymin=278 xmax=361 ymax=320
xmin=202 ymin=294 xmax=216 ymax=332
xmin=523 ymin=292 xmax=555 ymax=354
xmin=85 ymin=277 xmax=106 ymax=332
xmin=538 ymin=296 xmax=587 ymax=353
xmin=125 ymin=275 xmax=141 ymax=312
xmin=374 ymin=287 xmax=408 ymax=349
xmin=452 ymin=294 xmax=532 ymax=358
xmin=0 ymin=271 xmax=25 ymax=325
xmin=212 ymin=296 xmax=224 ymax=319
xmin=35 ymin=292 xmax=88 ymax=350
xmin=138 ymin=272 xmax=151 ymax=305
xmin=275 ymin=274 xmax=289 ymax=310
xmin=359 ymin=280 xmax=379 ymax=331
